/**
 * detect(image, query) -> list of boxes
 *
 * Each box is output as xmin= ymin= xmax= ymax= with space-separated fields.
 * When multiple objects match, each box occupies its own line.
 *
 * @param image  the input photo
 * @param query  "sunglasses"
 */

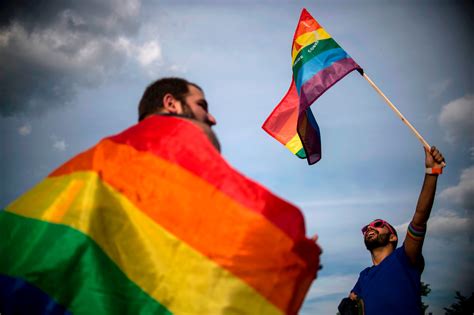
xmin=361 ymin=219 xmax=395 ymax=235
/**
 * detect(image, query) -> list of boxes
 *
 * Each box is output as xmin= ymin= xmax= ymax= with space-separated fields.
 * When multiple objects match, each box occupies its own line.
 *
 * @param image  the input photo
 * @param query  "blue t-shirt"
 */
xmin=352 ymin=246 xmax=422 ymax=315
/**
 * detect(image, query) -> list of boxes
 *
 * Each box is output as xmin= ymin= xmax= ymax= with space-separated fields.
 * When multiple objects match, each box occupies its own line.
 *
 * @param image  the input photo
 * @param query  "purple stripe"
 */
xmin=299 ymin=58 xmax=361 ymax=114
xmin=0 ymin=274 xmax=70 ymax=315
xmin=408 ymin=223 xmax=426 ymax=236
xmin=296 ymin=58 xmax=362 ymax=165
xmin=409 ymin=223 xmax=426 ymax=233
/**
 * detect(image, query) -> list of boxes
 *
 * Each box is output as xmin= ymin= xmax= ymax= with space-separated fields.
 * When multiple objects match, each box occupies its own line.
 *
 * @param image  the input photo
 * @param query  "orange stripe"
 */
xmin=50 ymin=139 xmax=315 ymax=312
xmin=65 ymin=115 xmax=308 ymax=243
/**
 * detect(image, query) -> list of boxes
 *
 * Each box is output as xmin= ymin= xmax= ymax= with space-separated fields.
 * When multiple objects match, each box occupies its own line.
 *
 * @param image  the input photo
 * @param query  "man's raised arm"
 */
xmin=404 ymin=146 xmax=445 ymax=266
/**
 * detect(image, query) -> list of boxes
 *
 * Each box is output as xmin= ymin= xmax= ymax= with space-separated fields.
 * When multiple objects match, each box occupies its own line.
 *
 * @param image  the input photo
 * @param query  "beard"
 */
xmin=177 ymin=101 xmax=221 ymax=152
xmin=180 ymin=101 xmax=197 ymax=120
xmin=364 ymin=232 xmax=391 ymax=250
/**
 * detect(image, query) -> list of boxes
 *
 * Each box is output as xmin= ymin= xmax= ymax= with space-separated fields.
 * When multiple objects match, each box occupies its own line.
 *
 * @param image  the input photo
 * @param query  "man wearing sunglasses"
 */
xmin=341 ymin=146 xmax=445 ymax=315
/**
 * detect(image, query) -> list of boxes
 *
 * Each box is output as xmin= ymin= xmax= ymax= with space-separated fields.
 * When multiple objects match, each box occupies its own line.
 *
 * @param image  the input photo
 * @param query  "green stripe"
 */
xmin=295 ymin=148 xmax=306 ymax=159
xmin=0 ymin=211 xmax=171 ymax=315
xmin=292 ymin=38 xmax=341 ymax=81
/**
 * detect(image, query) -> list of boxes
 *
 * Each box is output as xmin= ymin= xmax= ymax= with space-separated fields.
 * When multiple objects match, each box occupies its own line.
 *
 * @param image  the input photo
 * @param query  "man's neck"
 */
xmin=370 ymin=245 xmax=394 ymax=265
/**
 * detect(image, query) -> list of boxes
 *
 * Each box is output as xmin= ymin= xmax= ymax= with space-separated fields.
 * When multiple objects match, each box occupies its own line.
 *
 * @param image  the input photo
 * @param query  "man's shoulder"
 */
xmin=359 ymin=266 xmax=372 ymax=277
xmin=360 ymin=247 xmax=404 ymax=274
xmin=393 ymin=246 xmax=405 ymax=258
xmin=396 ymin=244 xmax=425 ymax=272
xmin=393 ymin=245 xmax=415 ymax=263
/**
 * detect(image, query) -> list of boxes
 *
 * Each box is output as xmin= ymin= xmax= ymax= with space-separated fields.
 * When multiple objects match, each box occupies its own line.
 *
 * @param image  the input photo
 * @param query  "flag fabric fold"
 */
xmin=263 ymin=8 xmax=363 ymax=164
xmin=0 ymin=115 xmax=321 ymax=314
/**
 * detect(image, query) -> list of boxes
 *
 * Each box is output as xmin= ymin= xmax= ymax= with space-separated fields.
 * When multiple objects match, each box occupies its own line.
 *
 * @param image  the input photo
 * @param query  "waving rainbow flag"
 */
xmin=0 ymin=115 xmax=321 ymax=314
xmin=263 ymin=8 xmax=362 ymax=164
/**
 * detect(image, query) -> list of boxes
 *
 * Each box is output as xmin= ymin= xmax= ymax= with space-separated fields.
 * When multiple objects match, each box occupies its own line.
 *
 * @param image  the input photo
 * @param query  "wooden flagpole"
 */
xmin=362 ymin=73 xmax=431 ymax=150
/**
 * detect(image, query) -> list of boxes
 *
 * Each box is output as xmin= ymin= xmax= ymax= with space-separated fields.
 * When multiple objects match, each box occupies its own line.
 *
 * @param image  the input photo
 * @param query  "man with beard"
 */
xmin=0 ymin=77 xmax=321 ymax=314
xmin=137 ymin=77 xmax=220 ymax=151
xmin=340 ymin=146 xmax=445 ymax=315
xmin=138 ymin=77 xmax=217 ymax=127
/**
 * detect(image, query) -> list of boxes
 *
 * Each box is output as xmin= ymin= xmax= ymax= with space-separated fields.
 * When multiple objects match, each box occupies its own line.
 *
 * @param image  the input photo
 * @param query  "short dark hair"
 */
xmin=138 ymin=77 xmax=202 ymax=121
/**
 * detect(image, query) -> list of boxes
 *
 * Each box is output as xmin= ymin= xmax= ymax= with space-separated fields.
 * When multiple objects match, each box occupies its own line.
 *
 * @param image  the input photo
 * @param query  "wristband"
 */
xmin=407 ymin=222 xmax=426 ymax=241
xmin=426 ymin=167 xmax=442 ymax=175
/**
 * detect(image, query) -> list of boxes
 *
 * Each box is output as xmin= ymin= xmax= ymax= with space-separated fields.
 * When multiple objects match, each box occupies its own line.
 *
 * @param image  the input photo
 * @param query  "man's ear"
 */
xmin=162 ymin=93 xmax=181 ymax=114
xmin=389 ymin=234 xmax=398 ymax=242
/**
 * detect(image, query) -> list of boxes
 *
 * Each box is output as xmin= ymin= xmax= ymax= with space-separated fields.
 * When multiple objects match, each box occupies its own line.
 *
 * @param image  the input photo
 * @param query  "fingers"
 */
xmin=430 ymin=146 xmax=446 ymax=165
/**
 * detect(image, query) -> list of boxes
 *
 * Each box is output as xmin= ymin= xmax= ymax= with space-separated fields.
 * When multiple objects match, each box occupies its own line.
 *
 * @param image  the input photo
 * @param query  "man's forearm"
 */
xmin=404 ymin=146 xmax=444 ymax=265
xmin=411 ymin=174 xmax=438 ymax=227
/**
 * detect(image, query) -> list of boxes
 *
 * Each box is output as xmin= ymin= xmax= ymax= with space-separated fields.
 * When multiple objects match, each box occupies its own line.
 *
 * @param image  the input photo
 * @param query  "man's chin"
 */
xmin=364 ymin=232 xmax=391 ymax=250
xmin=364 ymin=240 xmax=384 ymax=251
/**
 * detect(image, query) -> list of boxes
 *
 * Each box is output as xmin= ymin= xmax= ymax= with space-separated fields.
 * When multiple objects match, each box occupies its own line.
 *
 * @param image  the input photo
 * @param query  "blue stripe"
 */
xmin=295 ymin=48 xmax=349 ymax=93
xmin=0 ymin=274 xmax=71 ymax=315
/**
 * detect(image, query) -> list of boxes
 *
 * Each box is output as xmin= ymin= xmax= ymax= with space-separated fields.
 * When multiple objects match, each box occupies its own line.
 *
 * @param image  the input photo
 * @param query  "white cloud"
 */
xmin=169 ymin=64 xmax=187 ymax=74
xmin=440 ymin=166 xmax=474 ymax=210
xmin=136 ymin=41 xmax=162 ymax=66
xmin=53 ymin=140 xmax=67 ymax=151
xmin=307 ymin=274 xmax=358 ymax=298
xmin=51 ymin=135 xmax=67 ymax=151
xmin=18 ymin=124 xmax=32 ymax=136
xmin=117 ymin=37 xmax=163 ymax=71
xmin=1 ymin=12 xmax=142 ymax=81
xmin=428 ymin=211 xmax=472 ymax=237
xmin=0 ymin=0 xmax=144 ymax=116
xmin=0 ymin=29 xmax=11 ymax=47
xmin=438 ymin=95 xmax=474 ymax=143
xmin=395 ymin=210 xmax=473 ymax=241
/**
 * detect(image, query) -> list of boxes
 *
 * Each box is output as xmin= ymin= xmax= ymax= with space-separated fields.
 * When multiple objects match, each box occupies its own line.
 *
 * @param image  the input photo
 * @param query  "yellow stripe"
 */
xmin=7 ymin=172 xmax=282 ymax=315
xmin=285 ymin=134 xmax=303 ymax=154
xmin=42 ymin=179 xmax=84 ymax=222
xmin=292 ymin=28 xmax=331 ymax=62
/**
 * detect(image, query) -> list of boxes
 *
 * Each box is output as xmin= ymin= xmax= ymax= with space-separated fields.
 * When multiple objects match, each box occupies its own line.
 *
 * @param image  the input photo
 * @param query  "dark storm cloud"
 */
xmin=0 ymin=0 xmax=142 ymax=116
xmin=0 ymin=0 xmax=141 ymax=36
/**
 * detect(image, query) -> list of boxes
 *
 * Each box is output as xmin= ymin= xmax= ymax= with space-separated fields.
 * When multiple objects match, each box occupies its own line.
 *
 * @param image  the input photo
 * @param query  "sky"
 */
xmin=1 ymin=0 xmax=473 ymax=313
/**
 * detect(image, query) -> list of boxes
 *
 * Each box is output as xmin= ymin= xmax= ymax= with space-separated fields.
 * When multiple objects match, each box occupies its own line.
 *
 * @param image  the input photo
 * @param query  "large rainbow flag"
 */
xmin=263 ymin=8 xmax=363 ymax=164
xmin=0 ymin=115 xmax=321 ymax=314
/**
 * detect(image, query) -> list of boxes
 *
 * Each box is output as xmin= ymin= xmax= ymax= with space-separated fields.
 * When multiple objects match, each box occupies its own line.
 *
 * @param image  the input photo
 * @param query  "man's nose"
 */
xmin=207 ymin=113 xmax=217 ymax=126
xmin=366 ymin=226 xmax=376 ymax=232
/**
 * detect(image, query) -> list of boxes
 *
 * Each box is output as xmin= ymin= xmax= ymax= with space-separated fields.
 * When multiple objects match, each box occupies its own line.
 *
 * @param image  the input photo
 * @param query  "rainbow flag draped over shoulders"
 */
xmin=0 ymin=115 xmax=321 ymax=314
xmin=263 ymin=8 xmax=363 ymax=164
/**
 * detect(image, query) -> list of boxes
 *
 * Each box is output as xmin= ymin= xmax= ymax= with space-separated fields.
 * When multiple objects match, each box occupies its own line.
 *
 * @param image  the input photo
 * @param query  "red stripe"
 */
xmin=292 ymin=9 xmax=321 ymax=48
xmin=109 ymin=116 xmax=307 ymax=240
xmin=53 ymin=115 xmax=307 ymax=242
xmin=262 ymin=79 xmax=299 ymax=144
